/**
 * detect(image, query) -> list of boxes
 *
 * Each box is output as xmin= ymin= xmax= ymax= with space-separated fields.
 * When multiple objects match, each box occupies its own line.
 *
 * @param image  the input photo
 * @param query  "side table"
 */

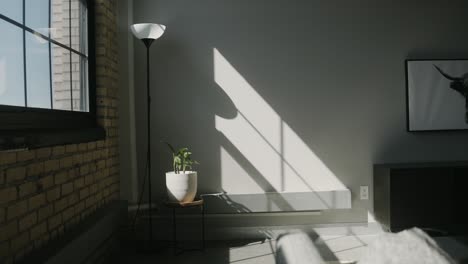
xmin=164 ymin=199 xmax=205 ymax=255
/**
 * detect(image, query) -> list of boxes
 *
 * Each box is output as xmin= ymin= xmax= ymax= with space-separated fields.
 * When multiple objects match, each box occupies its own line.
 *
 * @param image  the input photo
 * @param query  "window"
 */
xmin=0 ymin=0 xmax=102 ymax=150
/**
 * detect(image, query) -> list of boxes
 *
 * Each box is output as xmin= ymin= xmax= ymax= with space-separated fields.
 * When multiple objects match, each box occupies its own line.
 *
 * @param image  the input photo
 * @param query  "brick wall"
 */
xmin=0 ymin=0 xmax=119 ymax=263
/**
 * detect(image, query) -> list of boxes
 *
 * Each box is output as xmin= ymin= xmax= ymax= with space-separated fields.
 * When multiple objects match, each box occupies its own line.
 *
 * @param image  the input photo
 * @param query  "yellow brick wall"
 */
xmin=0 ymin=1 xmax=119 ymax=262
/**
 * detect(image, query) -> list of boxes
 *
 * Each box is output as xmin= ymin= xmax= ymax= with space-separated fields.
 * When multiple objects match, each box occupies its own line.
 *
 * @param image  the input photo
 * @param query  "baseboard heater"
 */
xmin=202 ymin=190 xmax=351 ymax=213
xmin=18 ymin=201 xmax=127 ymax=264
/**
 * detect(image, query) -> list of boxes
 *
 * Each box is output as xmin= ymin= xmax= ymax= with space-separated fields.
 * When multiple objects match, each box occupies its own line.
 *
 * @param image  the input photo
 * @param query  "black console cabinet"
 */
xmin=374 ymin=162 xmax=468 ymax=235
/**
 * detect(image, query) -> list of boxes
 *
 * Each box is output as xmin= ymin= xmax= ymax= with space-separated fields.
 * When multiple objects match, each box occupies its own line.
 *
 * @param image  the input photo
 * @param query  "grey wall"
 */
xmin=129 ymin=0 xmax=468 ymax=225
xmin=117 ymin=0 xmax=138 ymax=202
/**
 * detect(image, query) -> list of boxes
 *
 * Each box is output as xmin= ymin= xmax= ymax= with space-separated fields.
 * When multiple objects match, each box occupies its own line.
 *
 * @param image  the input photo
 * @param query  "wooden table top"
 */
xmin=164 ymin=199 xmax=204 ymax=208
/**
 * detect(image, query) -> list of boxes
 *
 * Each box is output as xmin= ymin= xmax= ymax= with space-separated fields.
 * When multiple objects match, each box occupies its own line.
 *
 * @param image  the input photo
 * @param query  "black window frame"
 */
xmin=0 ymin=0 xmax=104 ymax=150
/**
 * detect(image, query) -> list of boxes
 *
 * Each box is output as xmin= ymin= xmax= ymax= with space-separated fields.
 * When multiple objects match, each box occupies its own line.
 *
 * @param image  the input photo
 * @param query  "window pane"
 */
xmin=50 ymin=0 xmax=70 ymax=46
xmin=71 ymin=0 xmax=87 ymax=55
xmin=0 ymin=19 xmax=25 ymax=107
xmin=25 ymin=0 xmax=49 ymax=32
xmin=71 ymin=52 xmax=88 ymax=112
xmin=26 ymin=31 xmax=52 ymax=109
xmin=0 ymin=1 xmax=23 ymax=23
xmin=51 ymin=43 xmax=71 ymax=111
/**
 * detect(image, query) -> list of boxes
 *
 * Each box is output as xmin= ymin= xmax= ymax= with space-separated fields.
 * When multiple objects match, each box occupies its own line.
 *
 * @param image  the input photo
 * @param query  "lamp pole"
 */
xmin=130 ymin=23 xmax=165 ymax=250
xmin=143 ymin=38 xmax=154 ymax=244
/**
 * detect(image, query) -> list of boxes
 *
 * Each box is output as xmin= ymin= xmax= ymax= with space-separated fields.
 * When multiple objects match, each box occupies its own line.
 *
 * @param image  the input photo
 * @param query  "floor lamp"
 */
xmin=130 ymin=23 xmax=166 ymax=246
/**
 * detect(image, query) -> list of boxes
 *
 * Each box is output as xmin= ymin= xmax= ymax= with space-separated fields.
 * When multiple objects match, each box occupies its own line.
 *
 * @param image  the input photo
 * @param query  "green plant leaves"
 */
xmin=163 ymin=141 xmax=176 ymax=154
xmin=164 ymin=142 xmax=199 ymax=174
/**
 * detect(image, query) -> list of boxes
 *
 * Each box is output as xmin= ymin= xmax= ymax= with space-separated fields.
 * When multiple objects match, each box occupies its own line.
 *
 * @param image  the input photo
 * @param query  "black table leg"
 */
xmin=167 ymin=201 xmax=205 ymax=256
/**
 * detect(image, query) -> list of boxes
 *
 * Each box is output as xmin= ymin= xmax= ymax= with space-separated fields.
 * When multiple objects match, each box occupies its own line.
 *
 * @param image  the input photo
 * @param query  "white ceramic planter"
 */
xmin=165 ymin=171 xmax=197 ymax=203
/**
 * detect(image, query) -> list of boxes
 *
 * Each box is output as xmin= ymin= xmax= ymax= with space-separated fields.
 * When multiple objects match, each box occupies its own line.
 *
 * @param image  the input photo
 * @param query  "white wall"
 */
xmin=126 ymin=0 xmax=468 ymax=225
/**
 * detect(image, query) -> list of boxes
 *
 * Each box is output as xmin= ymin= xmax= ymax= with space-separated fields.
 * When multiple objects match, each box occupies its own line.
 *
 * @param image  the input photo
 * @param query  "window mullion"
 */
xmin=22 ymin=0 xmax=27 ymax=107
xmin=49 ymin=0 xmax=53 ymax=109
xmin=69 ymin=0 xmax=73 ymax=111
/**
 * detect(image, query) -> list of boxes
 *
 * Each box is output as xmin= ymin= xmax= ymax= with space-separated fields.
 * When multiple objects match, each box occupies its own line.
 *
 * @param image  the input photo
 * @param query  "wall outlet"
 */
xmin=360 ymin=186 xmax=369 ymax=200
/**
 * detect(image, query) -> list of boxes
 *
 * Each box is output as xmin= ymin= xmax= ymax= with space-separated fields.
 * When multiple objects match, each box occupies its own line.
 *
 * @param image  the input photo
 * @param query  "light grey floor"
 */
xmin=116 ymin=234 xmax=378 ymax=264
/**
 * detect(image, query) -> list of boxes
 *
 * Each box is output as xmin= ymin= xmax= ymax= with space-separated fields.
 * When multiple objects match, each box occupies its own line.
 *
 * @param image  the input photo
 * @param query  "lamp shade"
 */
xmin=130 ymin=23 xmax=166 ymax=40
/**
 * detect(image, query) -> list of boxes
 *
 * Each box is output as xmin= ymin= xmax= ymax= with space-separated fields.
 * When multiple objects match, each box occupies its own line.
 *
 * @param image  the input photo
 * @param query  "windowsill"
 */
xmin=0 ymin=126 xmax=106 ymax=151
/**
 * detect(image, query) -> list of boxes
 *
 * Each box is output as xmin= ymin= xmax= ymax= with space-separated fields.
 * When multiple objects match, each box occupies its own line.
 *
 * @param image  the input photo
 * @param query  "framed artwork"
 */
xmin=406 ymin=59 xmax=468 ymax=131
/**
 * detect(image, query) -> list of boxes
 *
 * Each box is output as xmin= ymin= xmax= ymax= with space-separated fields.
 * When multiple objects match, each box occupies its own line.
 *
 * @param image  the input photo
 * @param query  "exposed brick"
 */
xmin=54 ymin=197 xmax=68 ymax=212
xmin=0 ymin=187 xmax=17 ymax=203
xmin=97 ymin=141 xmax=105 ymax=148
xmin=72 ymin=154 xmax=83 ymax=165
xmin=58 ymin=225 xmax=64 ymax=236
xmin=0 ymin=221 xmax=18 ymax=242
xmin=89 ymin=184 xmax=98 ymax=194
xmin=65 ymin=144 xmax=77 ymax=153
xmin=26 ymin=162 xmax=44 ymax=177
xmin=109 ymin=166 xmax=118 ymax=175
xmin=79 ymin=187 xmax=89 ymax=199
xmin=19 ymin=212 xmax=37 ymax=231
xmin=48 ymin=214 xmax=62 ymax=230
xmin=39 ymin=175 xmax=54 ymax=190
xmin=88 ymin=163 xmax=97 ymax=173
xmin=92 ymin=150 xmax=101 ymax=160
xmin=87 ymin=142 xmax=97 ymax=150
xmin=74 ymin=177 xmax=85 ymax=189
xmin=102 ymin=187 xmax=110 ymax=198
xmin=54 ymin=171 xmax=68 ymax=185
xmin=7 ymin=200 xmax=28 ymax=220
xmin=10 ymin=232 xmax=28 ymax=251
xmin=67 ymin=191 xmax=78 ymax=204
xmin=29 ymin=194 xmax=46 ymax=210
xmin=6 ymin=167 xmax=26 ymax=183
xmin=83 ymin=152 xmax=93 ymax=163
xmin=60 ymin=156 xmax=73 ymax=169
xmin=0 ymin=152 xmax=17 ymax=166
xmin=80 ymin=164 xmax=90 ymax=176
xmin=96 ymin=160 xmax=106 ymax=170
xmin=1 ymin=1 xmax=120 ymax=261
xmin=17 ymin=151 xmax=35 ymax=162
xmin=61 ymin=182 xmax=73 ymax=196
xmin=0 ymin=241 xmax=9 ymax=258
xmin=84 ymin=174 xmax=94 ymax=185
xmin=38 ymin=205 xmax=53 ymax=222
xmin=62 ymin=207 xmax=75 ymax=222
xmin=20 ymin=182 xmax=37 ymax=198
xmin=35 ymin=148 xmax=51 ymax=159
xmin=44 ymin=159 xmax=60 ymax=172
xmin=52 ymin=146 xmax=65 ymax=156
xmin=30 ymin=222 xmax=47 ymax=240
xmin=68 ymin=167 xmax=80 ymax=179
xmin=78 ymin=143 xmax=88 ymax=152
xmin=46 ymin=187 xmax=61 ymax=202
xmin=74 ymin=201 xmax=85 ymax=214
xmin=85 ymin=195 xmax=95 ymax=208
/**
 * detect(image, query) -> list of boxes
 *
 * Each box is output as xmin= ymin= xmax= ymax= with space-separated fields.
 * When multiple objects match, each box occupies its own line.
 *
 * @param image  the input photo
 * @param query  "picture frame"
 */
xmin=405 ymin=59 xmax=468 ymax=132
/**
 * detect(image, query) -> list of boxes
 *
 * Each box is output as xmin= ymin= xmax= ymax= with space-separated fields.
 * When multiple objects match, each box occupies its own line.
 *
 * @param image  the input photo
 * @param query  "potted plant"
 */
xmin=164 ymin=142 xmax=199 ymax=203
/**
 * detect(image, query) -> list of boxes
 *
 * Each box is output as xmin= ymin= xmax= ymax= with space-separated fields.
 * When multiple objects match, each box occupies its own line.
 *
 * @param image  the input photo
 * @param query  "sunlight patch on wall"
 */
xmin=220 ymin=146 xmax=265 ymax=194
xmin=282 ymin=121 xmax=347 ymax=191
xmin=217 ymin=111 xmax=282 ymax=192
xmin=213 ymin=49 xmax=281 ymax=152
xmin=214 ymin=48 xmax=348 ymax=196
